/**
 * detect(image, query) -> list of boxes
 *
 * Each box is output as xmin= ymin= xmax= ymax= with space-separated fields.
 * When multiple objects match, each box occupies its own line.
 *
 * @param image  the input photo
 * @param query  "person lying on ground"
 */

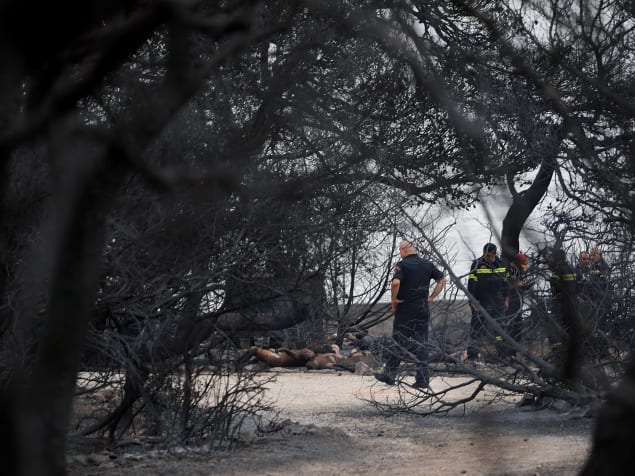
xmin=248 ymin=346 xmax=316 ymax=367
xmin=249 ymin=344 xmax=374 ymax=371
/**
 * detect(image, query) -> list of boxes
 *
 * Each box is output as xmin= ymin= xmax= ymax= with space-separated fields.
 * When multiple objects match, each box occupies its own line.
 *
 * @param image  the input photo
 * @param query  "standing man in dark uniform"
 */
xmin=576 ymin=250 xmax=596 ymax=350
xmin=505 ymin=252 xmax=531 ymax=356
xmin=375 ymin=240 xmax=446 ymax=389
xmin=548 ymin=248 xmax=579 ymax=376
xmin=585 ymin=247 xmax=612 ymax=359
xmin=575 ymin=250 xmax=592 ymax=296
xmin=588 ymin=247 xmax=611 ymax=327
xmin=466 ymin=243 xmax=510 ymax=362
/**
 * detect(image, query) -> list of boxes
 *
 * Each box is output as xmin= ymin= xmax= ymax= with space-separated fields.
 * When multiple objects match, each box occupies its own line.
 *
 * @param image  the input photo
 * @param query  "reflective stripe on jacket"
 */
xmin=467 ymin=257 xmax=509 ymax=306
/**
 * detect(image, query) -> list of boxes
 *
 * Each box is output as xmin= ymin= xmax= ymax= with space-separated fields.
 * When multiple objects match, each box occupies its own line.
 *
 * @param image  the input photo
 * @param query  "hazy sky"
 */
xmin=430 ymin=184 xmax=550 ymax=299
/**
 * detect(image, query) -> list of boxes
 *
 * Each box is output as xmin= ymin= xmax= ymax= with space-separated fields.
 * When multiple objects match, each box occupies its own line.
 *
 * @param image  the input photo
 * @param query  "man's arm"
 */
xmin=428 ymin=276 xmax=446 ymax=302
xmin=391 ymin=278 xmax=403 ymax=311
xmin=467 ymin=259 xmax=478 ymax=310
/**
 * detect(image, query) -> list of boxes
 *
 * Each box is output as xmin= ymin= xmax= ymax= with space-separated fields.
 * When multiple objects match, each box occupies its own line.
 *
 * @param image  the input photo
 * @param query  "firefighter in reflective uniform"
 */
xmin=588 ymin=247 xmax=611 ymax=331
xmin=548 ymin=248 xmax=579 ymax=374
xmin=583 ymin=247 xmax=612 ymax=359
xmin=575 ymin=251 xmax=591 ymax=295
xmin=504 ymin=252 xmax=531 ymax=358
xmin=466 ymin=243 xmax=510 ymax=362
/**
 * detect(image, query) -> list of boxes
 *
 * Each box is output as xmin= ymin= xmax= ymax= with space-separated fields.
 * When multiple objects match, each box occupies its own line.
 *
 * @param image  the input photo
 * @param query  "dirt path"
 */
xmin=69 ymin=371 xmax=593 ymax=475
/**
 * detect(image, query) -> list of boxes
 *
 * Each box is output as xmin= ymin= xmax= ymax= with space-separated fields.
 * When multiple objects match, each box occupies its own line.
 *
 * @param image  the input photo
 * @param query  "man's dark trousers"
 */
xmin=384 ymin=301 xmax=430 ymax=385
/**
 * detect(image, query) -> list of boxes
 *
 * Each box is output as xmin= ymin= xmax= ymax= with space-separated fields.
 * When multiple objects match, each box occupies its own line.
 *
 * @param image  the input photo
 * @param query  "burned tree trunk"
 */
xmin=500 ymin=131 xmax=562 ymax=261
xmin=581 ymin=361 xmax=635 ymax=475
xmin=16 ymin=145 xmax=125 ymax=476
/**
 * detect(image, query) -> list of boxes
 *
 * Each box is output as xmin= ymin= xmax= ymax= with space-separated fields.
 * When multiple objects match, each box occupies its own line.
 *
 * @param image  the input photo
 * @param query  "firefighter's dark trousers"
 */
xmin=467 ymin=303 xmax=505 ymax=361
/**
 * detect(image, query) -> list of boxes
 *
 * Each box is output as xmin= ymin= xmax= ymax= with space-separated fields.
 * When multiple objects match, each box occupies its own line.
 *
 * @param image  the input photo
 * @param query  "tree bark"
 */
xmin=17 ymin=147 xmax=125 ymax=476
xmin=500 ymin=137 xmax=561 ymax=261
xmin=581 ymin=361 xmax=635 ymax=475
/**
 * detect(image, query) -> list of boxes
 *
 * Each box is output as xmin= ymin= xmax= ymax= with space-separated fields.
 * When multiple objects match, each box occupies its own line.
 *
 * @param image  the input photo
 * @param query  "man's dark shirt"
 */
xmin=467 ymin=256 xmax=509 ymax=308
xmin=393 ymin=254 xmax=443 ymax=303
